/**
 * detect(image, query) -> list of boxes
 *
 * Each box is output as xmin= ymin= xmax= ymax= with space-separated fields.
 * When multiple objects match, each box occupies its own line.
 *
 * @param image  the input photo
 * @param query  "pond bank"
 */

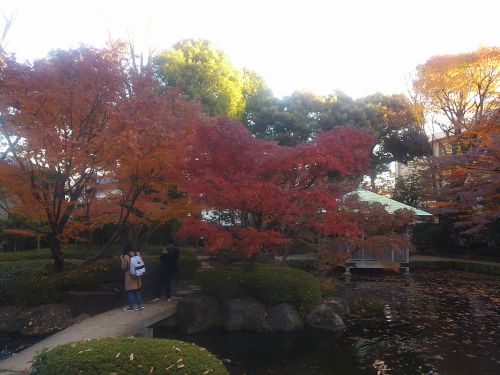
xmin=156 ymin=270 xmax=500 ymax=375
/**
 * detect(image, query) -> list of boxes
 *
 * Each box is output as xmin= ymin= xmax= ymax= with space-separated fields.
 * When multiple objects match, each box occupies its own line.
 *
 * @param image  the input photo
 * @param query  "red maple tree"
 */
xmin=177 ymin=118 xmax=374 ymax=259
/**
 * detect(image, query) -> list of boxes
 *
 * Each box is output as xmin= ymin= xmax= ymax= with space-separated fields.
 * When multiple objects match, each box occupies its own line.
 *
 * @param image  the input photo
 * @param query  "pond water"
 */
xmin=155 ymin=270 xmax=500 ymax=375
xmin=0 ymin=333 xmax=48 ymax=362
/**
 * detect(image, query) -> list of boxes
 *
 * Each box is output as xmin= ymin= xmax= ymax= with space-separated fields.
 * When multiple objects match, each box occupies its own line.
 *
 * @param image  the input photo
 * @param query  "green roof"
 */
xmin=353 ymin=189 xmax=432 ymax=217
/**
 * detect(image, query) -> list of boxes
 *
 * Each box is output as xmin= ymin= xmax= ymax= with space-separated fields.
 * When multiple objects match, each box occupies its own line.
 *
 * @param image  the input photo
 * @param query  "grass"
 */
xmin=0 ymin=243 xmax=185 ymax=262
xmin=31 ymin=337 xmax=229 ymax=375
xmin=0 ymin=258 xmax=54 ymax=271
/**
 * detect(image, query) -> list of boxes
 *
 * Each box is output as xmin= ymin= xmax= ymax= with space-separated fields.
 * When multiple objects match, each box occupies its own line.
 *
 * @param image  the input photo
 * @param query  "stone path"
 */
xmin=0 ymin=300 xmax=177 ymax=374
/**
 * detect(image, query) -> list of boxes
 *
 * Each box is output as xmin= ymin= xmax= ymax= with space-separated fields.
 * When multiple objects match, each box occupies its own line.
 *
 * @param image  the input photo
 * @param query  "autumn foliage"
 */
xmin=0 ymin=44 xmax=414 ymax=270
xmin=0 ymin=46 xmax=200 ymax=271
xmin=423 ymin=112 xmax=500 ymax=238
xmin=177 ymin=118 xmax=374 ymax=257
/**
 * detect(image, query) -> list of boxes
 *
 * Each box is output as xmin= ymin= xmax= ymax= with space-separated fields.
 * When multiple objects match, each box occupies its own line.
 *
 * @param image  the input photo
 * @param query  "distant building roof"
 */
xmin=354 ymin=189 xmax=432 ymax=217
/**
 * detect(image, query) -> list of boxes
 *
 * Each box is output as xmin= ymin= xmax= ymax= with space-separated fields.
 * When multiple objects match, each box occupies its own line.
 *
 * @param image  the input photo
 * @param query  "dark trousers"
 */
xmin=155 ymin=271 xmax=173 ymax=299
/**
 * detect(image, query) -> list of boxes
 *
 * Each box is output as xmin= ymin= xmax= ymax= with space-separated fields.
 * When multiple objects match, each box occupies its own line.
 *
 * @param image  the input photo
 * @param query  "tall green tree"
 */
xmin=356 ymin=93 xmax=431 ymax=188
xmin=392 ymin=165 xmax=423 ymax=207
xmin=242 ymin=90 xmax=430 ymax=187
xmin=154 ymin=39 xmax=246 ymax=117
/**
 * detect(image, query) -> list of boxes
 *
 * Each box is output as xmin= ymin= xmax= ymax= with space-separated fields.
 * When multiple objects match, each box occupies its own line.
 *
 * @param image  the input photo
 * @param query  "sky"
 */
xmin=1 ymin=0 xmax=499 ymax=99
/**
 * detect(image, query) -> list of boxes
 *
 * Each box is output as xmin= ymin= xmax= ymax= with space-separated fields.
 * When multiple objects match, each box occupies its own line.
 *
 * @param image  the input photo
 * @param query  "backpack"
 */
xmin=129 ymin=253 xmax=146 ymax=278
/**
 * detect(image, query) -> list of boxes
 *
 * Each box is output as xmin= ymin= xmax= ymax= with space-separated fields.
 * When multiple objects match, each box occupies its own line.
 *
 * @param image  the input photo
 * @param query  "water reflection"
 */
xmin=156 ymin=270 xmax=500 ymax=375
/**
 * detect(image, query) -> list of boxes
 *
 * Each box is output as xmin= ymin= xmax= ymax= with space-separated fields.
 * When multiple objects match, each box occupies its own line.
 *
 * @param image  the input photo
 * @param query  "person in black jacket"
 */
xmin=152 ymin=244 xmax=180 ymax=302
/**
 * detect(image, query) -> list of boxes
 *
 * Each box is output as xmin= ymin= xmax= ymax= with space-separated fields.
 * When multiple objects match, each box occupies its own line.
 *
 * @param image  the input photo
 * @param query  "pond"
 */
xmin=0 ymin=333 xmax=48 ymax=362
xmin=155 ymin=270 xmax=500 ymax=375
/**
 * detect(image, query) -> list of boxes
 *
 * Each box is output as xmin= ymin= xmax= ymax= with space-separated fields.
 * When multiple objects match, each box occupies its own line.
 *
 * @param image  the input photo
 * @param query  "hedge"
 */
xmin=197 ymin=263 xmax=322 ymax=312
xmin=0 ymin=251 xmax=201 ymax=306
xmin=31 ymin=337 xmax=228 ymax=375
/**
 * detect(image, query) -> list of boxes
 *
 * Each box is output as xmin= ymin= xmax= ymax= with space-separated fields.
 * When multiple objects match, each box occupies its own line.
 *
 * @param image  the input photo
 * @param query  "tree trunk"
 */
xmin=83 ymin=222 xmax=126 ymax=265
xmin=370 ymin=170 xmax=377 ymax=191
xmin=280 ymin=241 xmax=289 ymax=265
xmin=50 ymin=236 xmax=64 ymax=273
xmin=246 ymin=254 xmax=257 ymax=271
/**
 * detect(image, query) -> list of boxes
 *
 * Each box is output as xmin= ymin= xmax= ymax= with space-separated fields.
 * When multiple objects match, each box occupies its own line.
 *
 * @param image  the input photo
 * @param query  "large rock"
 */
xmin=324 ymin=296 xmax=350 ymax=318
xmin=267 ymin=303 xmax=303 ymax=332
xmin=15 ymin=303 xmax=74 ymax=336
xmin=305 ymin=304 xmax=347 ymax=332
xmin=221 ymin=298 xmax=272 ymax=333
xmin=176 ymin=293 xmax=220 ymax=334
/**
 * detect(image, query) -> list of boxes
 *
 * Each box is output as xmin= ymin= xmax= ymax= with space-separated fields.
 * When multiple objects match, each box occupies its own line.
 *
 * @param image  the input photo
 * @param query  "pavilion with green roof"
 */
xmin=354 ymin=189 xmax=432 ymax=217
xmin=339 ymin=190 xmax=432 ymax=274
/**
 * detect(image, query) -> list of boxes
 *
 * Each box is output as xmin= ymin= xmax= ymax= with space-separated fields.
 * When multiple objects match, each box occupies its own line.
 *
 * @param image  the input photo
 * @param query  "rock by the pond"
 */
xmin=324 ymin=296 xmax=350 ymax=317
xmin=267 ymin=303 xmax=303 ymax=332
xmin=15 ymin=303 xmax=74 ymax=336
xmin=221 ymin=298 xmax=272 ymax=333
xmin=154 ymin=314 xmax=178 ymax=330
xmin=0 ymin=305 xmax=23 ymax=333
xmin=176 ymin=294 xmax=220 ymax=334
xmin=305 ymin=303 xmax=347 ymax=332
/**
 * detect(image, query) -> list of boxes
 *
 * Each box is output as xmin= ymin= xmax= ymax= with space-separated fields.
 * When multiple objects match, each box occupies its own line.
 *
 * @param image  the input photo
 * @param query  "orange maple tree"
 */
xmin=0 ymin=47 xmax=130 ymax=271
xmin=0 ymin=46 xmax=199 ymax=271
xmin=423 ymin=111 xmax=500 ymax=240
xmin=76 ymin=73 xmax=200 ymax=256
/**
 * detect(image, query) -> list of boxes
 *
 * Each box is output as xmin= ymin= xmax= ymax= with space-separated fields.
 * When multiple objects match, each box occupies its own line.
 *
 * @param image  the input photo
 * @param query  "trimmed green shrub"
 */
xmin=2 ymin=274 xmax=63 ymax=306
xmin=0 ymin=251 xmax=201 ymax=306
xmin=31 ymin=337 xmax=228 ymax=375
xmin=197 ymin=264 xmax=322 ymax=312
xmin=196 ymin=267 xmax=248 ymax=299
